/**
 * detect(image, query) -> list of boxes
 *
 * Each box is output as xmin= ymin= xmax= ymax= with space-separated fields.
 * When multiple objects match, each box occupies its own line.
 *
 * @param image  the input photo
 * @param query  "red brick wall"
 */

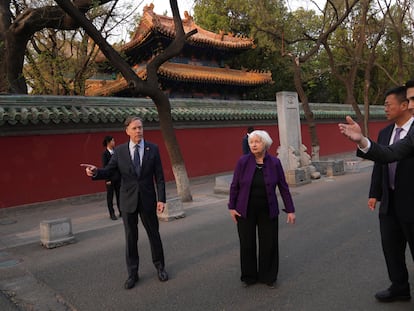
xmin=0 ymin=120 xmax=388 ymax=208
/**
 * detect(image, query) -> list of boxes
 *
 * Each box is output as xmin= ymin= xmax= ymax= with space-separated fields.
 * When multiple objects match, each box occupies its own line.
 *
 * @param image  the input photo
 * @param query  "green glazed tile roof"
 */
xmin=0 ymin=95 xmax=385 ymax=128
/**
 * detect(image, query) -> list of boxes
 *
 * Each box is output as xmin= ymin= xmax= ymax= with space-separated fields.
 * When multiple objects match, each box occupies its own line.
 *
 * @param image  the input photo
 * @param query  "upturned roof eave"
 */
xmin=85 ymin=62 xmax=273 ymax=96
xmin=95 ymin=4 xmax=255 ymax=63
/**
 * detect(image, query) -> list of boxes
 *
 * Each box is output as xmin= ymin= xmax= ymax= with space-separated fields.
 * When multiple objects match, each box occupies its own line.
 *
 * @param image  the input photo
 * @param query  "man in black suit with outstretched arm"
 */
xmin=83 ymin=116 xmax=168 ymax=290
xmin=364 ymin=86 xmax=414 ymax=302
xmin=339 ymin=80 xmax=414 ymax=302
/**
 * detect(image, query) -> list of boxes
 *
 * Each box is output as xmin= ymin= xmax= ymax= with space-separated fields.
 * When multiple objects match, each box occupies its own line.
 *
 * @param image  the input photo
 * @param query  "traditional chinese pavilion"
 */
xmin=85 ymin=4 xmax=273 ymax=99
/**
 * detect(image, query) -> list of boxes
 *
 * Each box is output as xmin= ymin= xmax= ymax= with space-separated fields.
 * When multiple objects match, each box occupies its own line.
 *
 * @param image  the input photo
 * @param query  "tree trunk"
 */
xmin=0 ymin=1 xmax=11 ymax=93
xmin=363 ymin=29 xmax=384 ymax=138
xmin=291 ymin=57 xmax=320 ymax=160
xmin=363 ymin=78 xmax=370 ymax=137
xmin=4 ymin=29 xmax=29 ymax=93
xmin=344 ymin=83 xmax=365 ymax=133
xmin=55 ymin=0 xmax=195 ymax=202
xmin=322 ymin=40 xmax=366 ymax=134
xmin=0 ymin=0 xmax=112 ymax=94
xmin=154 ymin=93 xmax=192 ymax=201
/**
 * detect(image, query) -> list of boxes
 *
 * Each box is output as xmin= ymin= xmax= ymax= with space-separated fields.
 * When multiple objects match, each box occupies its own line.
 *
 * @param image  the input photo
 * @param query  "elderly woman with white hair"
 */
xmin=228 ymin=130 xmax=296 ymax=288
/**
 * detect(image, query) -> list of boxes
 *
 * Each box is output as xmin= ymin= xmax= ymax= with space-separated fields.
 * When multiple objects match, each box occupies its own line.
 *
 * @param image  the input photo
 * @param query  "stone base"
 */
xmin=214 ymin=174 xmax=233 ymax=195
xmin=344 ymin=159 xmax=360 ymax=173
xmin=40 ymin=218 xmax=75 ymax=249
xmin=312 ymin=160 xmax=345 ymax=176
xmin=158 ymin=197 xmax=186 ymax=221
xmin=285 ymin=168 xmax=312 ymax=186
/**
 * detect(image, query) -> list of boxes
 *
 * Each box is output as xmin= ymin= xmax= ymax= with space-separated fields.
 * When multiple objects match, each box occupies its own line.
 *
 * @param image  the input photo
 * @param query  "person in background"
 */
xmin=83 ymin=116 xmax=168 ymax=290
xmin=229 ymin=130 xmax=296 ymax=288
xmin=242 ymin=126 xmax=255 ymax=154
xmin=102 ymin=136 xmax=121 ymax=220
xmin=365 ymin=86 xmax=414 ymax=302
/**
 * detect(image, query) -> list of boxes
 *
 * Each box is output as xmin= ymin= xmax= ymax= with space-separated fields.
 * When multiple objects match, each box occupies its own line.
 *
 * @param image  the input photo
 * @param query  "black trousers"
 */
xmin=237 ymin=204 xmax=279 ymax=284
xmin=122 ymin=198 xmax=165 ymax=278
xmin=105 ymin=181 xmax=120 ymax=216
xmin=380 ymin=190 xmax=414 ymax=292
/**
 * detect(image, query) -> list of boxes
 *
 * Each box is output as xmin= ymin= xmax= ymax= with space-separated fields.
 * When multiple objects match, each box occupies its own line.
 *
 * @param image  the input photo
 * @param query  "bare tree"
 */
xmin=253 ymin=0 xmax=359 ymax=159
xmin=0 ymin=0 xmax=117 ymax=94
xmin=321 ymin=0 xmax=370 ymax=133
xmin=362 ymin=1 xmax=386 ymax=137
xmin=378 ymin=0 xmax=412 ymax=83
xmin=289 ymin=1 xmax=360 ymax=159
xmin=56 ymin=0 xmax=197 ymax=202
xmin=0 ymin=0 xmax=196 ymax=201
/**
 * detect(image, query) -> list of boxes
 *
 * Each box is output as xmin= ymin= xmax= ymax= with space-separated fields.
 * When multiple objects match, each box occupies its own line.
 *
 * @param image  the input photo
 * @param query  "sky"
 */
xmin=153 ymin=0 xmax=195 ymax=15
xmin=126 ymin=0 xmax=323 ymax=17
xmin=112 ymin=0 xmax=324 ymax=42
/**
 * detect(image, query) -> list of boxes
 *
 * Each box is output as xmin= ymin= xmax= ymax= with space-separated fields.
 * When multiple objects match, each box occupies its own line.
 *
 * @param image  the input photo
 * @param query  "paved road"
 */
xmin=1 ymin=160 xmax=414 ymax=310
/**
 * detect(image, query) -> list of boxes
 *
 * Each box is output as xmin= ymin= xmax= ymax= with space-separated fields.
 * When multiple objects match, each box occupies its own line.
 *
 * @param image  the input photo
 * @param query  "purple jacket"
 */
xmin=228 ymin=152 xmax=295 ymax=219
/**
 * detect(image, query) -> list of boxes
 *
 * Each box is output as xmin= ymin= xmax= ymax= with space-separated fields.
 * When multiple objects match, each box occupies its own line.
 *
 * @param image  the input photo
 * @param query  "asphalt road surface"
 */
xmin=2 ymin=167 xmax=414 ymax=310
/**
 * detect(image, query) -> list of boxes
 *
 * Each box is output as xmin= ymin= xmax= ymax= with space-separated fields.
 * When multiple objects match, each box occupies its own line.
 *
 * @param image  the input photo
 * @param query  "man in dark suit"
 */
xmin=102 ymin=135 xmax=121 ymax=220
xmin=364 ymin=86 xmax=414 ymax=302
xmin=242 ymin=126 xmax=254 ymax=154
xmin=84 ymin=116 xmax=168 ymax=289
xmin=339 ymin=79 xmax=414 ymax=163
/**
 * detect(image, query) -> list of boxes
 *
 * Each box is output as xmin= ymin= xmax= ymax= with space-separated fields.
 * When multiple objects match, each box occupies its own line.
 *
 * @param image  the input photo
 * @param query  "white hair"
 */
xmin=248 ymin=130 xmax=273 ymax=150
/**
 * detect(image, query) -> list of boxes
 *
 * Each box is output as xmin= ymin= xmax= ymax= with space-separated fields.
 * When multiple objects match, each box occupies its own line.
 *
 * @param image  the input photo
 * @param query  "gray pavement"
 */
xmin=1 ymin=154 xmax=414 ymax=310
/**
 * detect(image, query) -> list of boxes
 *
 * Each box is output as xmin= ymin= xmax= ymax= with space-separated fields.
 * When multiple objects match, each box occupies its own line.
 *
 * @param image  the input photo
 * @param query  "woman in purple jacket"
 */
xmin=228 ymin=130 xmax=296 ymax=288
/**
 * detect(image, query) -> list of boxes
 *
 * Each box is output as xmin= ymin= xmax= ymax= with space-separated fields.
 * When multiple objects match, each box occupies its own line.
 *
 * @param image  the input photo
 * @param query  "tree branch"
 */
xmin=54 ymin=0 xmax=146 ymax=94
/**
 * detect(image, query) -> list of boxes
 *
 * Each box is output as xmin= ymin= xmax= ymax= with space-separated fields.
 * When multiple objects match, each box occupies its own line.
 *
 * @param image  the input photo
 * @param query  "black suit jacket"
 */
xmin=359 ymin=126 xmax=414 ymax=163
xmin=242 ymin=135 xmax=249 ymax=154
xmin=94 ymin=141 xmax=166 ymax=213
xmin=362 ymin=123 xmax=414 ymax=221
xmin=101 ymin=149 xmax=121 ymax=183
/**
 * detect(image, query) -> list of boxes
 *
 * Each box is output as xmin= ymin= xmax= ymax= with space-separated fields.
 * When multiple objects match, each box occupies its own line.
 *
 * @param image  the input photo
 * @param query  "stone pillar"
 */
xmin=40 ymin=218 xmax=75 ymax=249
xmin=157 ymin=197 xmax=186 ymax=221
xmin=276 ymin=92 xmax=301 ymax=170
xmin=276 ymin=92 xmax=312 ymax=186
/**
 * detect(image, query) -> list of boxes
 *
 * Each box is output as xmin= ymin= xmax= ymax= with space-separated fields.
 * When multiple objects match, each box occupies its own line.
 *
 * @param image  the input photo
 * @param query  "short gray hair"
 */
xmin=248 ymin=130 xmax=273 ymax=150
xmin=124 ymin=116 xmax=143 ymax=128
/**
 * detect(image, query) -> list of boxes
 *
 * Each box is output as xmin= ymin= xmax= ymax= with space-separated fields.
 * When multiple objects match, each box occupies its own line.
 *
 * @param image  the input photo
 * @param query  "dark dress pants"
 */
xmin=237 ymin=204 xmax=279 ymax=284
xmin=106 ymin=181 xmax=121 ymax=215
xmin=105 ymin=183 xmax=116 ymax=216
xmin=122 ymin=197 xmax=165 ymax=278
xmin=379 ymin=190 xmax=412 ymax=292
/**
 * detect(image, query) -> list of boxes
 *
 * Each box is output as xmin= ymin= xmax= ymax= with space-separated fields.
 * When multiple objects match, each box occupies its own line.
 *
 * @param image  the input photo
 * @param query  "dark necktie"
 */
xmin=388 ymin=127 xmax=403 ymax=189
xmin=134 ymin=144 xmax=141 ymax=177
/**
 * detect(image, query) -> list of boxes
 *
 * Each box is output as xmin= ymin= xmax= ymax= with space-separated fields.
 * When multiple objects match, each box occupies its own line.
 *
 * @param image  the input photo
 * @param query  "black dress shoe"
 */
xmin=242 ymin=280 xmax=256 ymax=288
xmin=375 ymin=289 xmax=411 ymax=302
xmin=124 ymin=275 xmax=139 ymax=289
xmin=260 ymin=278 xmax=276 ymax=288
xmin=110 ymin=214 xmax=117 ymax=220
xmin=157 ymin=267 xmax=169 ymax=282
xmin=242 ymin=282 xmax=252 ymax=288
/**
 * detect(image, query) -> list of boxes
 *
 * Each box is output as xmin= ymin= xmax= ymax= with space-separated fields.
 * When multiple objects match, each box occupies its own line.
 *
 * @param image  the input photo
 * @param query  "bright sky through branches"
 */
xmin=126 ymin=0 xmax=194 ymax=16
xmin=123 ymin=0 xmax=323 ymax=17
xmin=111 ymin=0 xmax=323 ymax=43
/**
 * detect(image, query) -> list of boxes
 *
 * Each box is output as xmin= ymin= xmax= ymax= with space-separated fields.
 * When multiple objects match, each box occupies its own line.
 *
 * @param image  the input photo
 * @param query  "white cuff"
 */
xmin=358 ymin=137 xmax=371 ymax=153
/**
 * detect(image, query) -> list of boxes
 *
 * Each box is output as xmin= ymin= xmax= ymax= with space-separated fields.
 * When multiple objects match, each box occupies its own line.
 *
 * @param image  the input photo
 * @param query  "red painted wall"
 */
xmin=0 ymin=120 xmax=388 ymax=208
xmin=300 ymin=121 xmax=388 ymax=156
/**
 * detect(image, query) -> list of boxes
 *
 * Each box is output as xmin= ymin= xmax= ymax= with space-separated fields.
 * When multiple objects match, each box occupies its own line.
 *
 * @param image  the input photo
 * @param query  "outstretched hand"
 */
xmin=338 ymin=116 xmax=364 ymax=143
xmin=80 ymin=163 xmax=97 ymax=177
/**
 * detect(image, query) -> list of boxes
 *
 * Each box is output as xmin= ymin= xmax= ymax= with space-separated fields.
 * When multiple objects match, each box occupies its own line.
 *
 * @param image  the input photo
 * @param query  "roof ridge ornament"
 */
xmin=144 ymin=3 xmax=155 ymax=13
